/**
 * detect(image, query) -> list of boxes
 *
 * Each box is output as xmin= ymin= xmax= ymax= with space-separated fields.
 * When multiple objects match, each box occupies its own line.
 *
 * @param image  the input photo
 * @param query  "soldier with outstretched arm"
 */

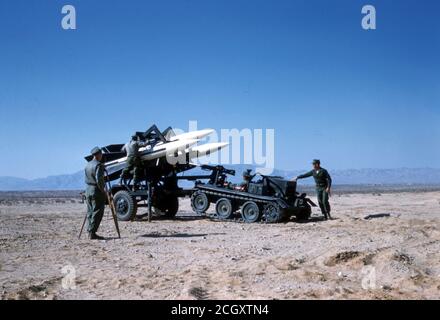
xmin=293 ymin=159 xmax=333 ymax=220
xmin=84 ymin=147 xmax=106 ymax=240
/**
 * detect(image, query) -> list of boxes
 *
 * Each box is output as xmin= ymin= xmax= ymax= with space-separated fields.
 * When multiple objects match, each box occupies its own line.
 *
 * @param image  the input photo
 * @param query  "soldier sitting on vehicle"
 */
xmin=121 ymin=134 xmax=150 ymax=191
xmin=234 ymin=169 xmax=255 ymax=192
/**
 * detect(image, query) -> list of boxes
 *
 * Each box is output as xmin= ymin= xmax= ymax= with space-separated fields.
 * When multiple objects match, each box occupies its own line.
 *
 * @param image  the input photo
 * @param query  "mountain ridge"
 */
xmin=1 ymin=167 xmax=440 ymax=191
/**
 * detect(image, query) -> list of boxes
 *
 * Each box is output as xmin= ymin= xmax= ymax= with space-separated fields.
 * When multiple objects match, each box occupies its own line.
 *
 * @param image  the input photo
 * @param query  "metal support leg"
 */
xmin=147 ymin=181 xmax=152 ymax=222
xmin=78 ymin=212 xmax=87 ymax=239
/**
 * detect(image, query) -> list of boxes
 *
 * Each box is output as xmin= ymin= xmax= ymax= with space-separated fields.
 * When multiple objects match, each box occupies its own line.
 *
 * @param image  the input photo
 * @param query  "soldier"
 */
xmin=235 ymin=169 xmax=255 ymax=192
xmin=84 ymin=147 xmax=106 ymax=240
xmin=293 ymin=159 xmax=332 ymax=220
xmin=121 ymin=134 xmax=149 ymax=190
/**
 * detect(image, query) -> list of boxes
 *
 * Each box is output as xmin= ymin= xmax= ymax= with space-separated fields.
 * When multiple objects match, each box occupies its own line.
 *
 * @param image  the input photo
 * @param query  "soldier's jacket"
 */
xmin=122 ymin=140 xmax=149 ymax=157
xmin=84 ymin=159 xmax=105 ymax=194
xmin=297 ymin=167 xmax=332 ymax=189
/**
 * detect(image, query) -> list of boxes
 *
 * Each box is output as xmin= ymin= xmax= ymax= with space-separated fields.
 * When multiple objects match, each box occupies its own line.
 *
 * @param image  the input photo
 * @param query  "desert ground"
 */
xmin=0 ymin=188 xmax=439 ymax=300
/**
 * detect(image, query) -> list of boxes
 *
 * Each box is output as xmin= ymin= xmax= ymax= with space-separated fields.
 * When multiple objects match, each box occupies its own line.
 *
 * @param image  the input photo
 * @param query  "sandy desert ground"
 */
xmin=0 ymin=189 xmax=439 ymax=300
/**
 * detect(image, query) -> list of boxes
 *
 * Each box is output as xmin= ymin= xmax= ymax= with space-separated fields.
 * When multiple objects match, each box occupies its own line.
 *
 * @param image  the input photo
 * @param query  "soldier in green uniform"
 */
xmin=234 ymin=169 xmax=255 ymax=192
xmin=84 ymin=147 xmax=106 ymax=240
xmin=293 ymin=159 xmax=332 ymax=220
xmin=121 ymin=134 xmax=149 ymax=190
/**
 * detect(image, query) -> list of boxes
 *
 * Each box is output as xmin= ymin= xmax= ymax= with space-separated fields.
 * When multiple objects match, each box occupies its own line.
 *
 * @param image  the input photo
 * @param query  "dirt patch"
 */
xmin=393 ymin=252 xmax=414 ymax=265
xmin=325 ymin=251 xmax=361 ymax=266
xmin=362 ymin=253 xmax=376 ymax=265
xmin=3 ymin=277 xmax=61 ymax=300
xmin=189 ymin=287 xmax=209 ymax=300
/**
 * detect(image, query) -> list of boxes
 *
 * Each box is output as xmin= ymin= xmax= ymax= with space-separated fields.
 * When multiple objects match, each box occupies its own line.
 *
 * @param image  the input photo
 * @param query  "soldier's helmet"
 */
xmin=243 ymin=169 xmax=253 ymax=180
xmin=90 ymin=146 xmax=102 ymax=156
xmin=131 ymin=134 xmax=138 ymax=140
xmin=312 ymin=159 xmax=320 ymax=165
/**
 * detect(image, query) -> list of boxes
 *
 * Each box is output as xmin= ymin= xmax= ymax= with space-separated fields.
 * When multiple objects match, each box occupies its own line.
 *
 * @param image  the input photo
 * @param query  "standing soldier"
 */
xmin=293 ymin=159 xmax=333 ymax=220
xmin=121 ymin=134 xmax=149 ymax=190
xmin=84 ymin=147 xmax=106 ymax=240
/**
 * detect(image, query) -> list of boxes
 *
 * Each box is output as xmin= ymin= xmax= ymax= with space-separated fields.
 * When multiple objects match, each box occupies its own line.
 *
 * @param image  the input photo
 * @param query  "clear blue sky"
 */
xmin=0 ymin=0 xmax=439 ymax=178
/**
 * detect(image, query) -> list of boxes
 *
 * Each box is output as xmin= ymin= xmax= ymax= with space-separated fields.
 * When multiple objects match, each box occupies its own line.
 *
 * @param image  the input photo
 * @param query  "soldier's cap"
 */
xmin=132 ymin=134 xmax=138 ymax=140
xmin=243 ymin=169 xmax=253 ymax=177
xmin=312 ymin=159 xmax=320 ymax=165
xmin=90 ymin=147 xmax=102 ymax=155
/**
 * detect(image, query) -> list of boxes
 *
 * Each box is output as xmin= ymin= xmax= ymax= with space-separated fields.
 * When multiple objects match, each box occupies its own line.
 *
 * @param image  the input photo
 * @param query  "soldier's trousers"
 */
xmin=121 ymin=156 xmax=143 ymax=183
xmin=86 ymin=186 xmax=106 ymax=233
xmin=316 ymin=188 xmax=331 ymax=218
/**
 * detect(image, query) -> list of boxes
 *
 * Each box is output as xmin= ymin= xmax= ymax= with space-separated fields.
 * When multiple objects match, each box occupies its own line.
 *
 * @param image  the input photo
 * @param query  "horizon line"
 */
xmin=2 ymin=166 xmax=440 ymax=181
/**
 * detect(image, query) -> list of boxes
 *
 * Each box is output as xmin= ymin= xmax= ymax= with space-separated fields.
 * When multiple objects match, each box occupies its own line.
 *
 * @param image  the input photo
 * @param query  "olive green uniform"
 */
xmin=84 ymin=159 xmax=106 ymax=233
xmin=237 ymin=170 xmax=254 ymax=192
xmin=297 ymin=168 xmax=332 ymax=219
xmin=121 ymin=140 xmax=148 ymax=184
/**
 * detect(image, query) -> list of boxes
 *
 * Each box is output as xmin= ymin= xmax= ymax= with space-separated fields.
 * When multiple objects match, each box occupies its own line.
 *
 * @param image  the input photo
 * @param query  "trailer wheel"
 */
xmin=215 ymin=198 xmax=234 ymax=220
xmin=191 ymin=191 xmax=210 ymax=214
xmin=262 ymin=203 xmax=286 ymax=223
xmin=241 ymin=201 xmax=261 ymax=223
xmin=113 ymin=190 xmax=137 ymax=221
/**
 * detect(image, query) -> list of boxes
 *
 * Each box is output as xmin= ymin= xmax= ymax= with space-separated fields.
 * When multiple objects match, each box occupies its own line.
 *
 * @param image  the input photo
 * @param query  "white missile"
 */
xmin=141 ymin=138 xmax=199 ymax=161
xmin=105 ymin=139 xmax=199 ymax=166
xmin=151 ymin=142 xmax=229 ymax=164
xmin=190 ymin=142 xmax=229 ymax=157
xmin=171 ymin=142 xmax=229 ymax=159
xmin=169 ymin=129 xmax=214 ymax=142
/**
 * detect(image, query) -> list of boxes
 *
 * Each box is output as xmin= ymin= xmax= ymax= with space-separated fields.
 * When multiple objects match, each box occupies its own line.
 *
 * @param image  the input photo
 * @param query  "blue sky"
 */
xmin=0 ymin=0 xmax=439 ymax=178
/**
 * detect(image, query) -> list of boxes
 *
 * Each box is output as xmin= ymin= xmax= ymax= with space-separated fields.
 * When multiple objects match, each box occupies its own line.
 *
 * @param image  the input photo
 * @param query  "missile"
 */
xmin=170 ymin=142 xmax=229 ymax=161
xmin=105 ymin=139 xmax=199 ymax=166
xmin=169 ymin=129 xmax=214 ymax=142
xmin=189 ymin=142 xmax=229 ymax=158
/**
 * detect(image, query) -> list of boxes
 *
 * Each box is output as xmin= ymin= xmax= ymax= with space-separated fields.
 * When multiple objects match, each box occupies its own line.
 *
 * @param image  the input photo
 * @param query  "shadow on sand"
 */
xmin=293 ymin=215 xmax=338 ymax=224
xmin=140 ymin=232 xmax=226 ymax=238
xmin=134 ymin=214 xmax=207 ymax=222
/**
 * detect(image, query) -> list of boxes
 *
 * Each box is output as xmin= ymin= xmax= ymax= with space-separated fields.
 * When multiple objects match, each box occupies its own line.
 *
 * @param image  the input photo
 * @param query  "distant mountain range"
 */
xmin=1 ymin=166 xmax=440 ymax=191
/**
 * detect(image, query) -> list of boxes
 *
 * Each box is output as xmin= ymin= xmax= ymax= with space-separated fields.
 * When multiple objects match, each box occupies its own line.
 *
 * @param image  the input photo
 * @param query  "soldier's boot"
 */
xmin=89 ymin=232 xmax=105 ymax=240
xmin=323 ymin=211 xmax=329 ymax=220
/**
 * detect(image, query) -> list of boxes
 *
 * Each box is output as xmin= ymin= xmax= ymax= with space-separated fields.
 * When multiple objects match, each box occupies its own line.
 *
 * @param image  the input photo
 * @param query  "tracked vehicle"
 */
xmin=191 ymin=168 xmax=317 ymax=223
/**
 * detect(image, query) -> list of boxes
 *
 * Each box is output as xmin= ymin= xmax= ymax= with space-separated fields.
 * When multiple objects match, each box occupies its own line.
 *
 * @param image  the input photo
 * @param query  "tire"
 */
xmin=262 ymin=203 xmax=286 ymax=223
xmin=241 ymin=201 xmax=261 ymax=223
xmin=215 ymin=198 xmax=234 ymax=220
xmin=191 ymin=191 xmax=210 ymax=214
xmin=155 ymin=195 xmax=179 ymax=218
xmin=113 ymin=190 xmax=137 ymax=221
xmin=295 ymin=204 xmax=311 ymax=220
